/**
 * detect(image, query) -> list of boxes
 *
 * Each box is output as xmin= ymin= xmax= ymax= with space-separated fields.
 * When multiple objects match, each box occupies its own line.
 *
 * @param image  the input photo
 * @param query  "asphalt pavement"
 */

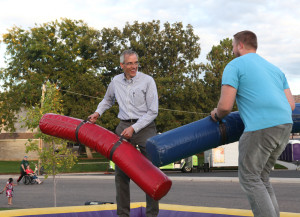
xmin=0 ymin=169 xmax=300 ymax=214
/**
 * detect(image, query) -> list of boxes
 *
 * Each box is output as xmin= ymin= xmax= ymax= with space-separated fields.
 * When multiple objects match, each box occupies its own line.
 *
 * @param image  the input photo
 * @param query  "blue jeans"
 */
xmin=238 ymin=124 xmax=292 ymax=217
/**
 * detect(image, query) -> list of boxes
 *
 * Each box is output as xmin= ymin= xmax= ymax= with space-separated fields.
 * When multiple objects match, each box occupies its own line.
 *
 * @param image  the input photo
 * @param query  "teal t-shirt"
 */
xmin=222 ymin=53 xmax=292 ymax=132
xmin=20 ymin=160 xmax=29 ymax=171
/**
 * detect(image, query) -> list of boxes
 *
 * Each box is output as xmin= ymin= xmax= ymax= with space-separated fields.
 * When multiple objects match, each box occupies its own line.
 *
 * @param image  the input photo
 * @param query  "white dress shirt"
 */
xmin=95 ymin=71 xmax=158 ymax=133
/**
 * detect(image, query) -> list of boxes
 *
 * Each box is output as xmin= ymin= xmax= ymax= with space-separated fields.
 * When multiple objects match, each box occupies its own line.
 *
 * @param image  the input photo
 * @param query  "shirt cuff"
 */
xmin=131 ymin=124 xmax=139 ymax=133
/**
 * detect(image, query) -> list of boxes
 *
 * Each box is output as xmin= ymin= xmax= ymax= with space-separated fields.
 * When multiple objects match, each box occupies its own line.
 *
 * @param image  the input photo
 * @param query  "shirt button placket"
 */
xmin=127 ymin=84 xmax=132 ymax=119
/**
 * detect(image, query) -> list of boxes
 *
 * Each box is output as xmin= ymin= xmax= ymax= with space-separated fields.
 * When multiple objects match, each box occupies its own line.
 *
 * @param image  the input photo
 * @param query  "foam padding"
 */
xmin=1 ymin=203 xmax=299 ymax=217
xmin=147 ymin=103 xmax=300 ymax=167
xmin=39 ymin=113 xmax=172 ymax=200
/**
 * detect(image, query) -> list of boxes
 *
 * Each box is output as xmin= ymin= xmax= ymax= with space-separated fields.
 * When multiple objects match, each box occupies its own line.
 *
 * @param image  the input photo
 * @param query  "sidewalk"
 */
xmin=277 ymin=160 xmax=299 ymax=170
xmin=1 ymin=171 xmax=299 ymax=183
xmin=1 ymin=160 xmax=299 ymax=183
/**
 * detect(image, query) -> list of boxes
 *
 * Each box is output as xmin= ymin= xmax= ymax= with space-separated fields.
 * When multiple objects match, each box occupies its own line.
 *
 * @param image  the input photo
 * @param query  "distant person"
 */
xmin=1 ymin=178 xmax=16 ymax=205
xmin=210 ymin=30 xmax=295 ymax=217
xmin=25 ymin=165 xmax=42 ymax=184
xmin=17 ymin=156 xmax=29 ymax=184
xmin=89 ymin=50 xmax=159 ymax=217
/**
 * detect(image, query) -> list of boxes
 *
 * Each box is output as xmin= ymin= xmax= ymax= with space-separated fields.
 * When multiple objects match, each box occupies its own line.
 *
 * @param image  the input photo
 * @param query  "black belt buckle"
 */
xmin=122 ymin=119 xmax=138 ymax=123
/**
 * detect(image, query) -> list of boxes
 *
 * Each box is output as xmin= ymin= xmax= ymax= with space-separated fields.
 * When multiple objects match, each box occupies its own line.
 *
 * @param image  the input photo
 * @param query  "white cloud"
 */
xmin=0 ymin=0 xmax=299 ymax=94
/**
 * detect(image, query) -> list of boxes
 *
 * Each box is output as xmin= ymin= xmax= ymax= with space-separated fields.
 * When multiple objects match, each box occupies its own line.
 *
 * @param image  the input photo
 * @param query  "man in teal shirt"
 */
xmin=17 ymin=156 xmax=29 ymax=184
xmin=211 ymin=30 xmax=295 ymax=217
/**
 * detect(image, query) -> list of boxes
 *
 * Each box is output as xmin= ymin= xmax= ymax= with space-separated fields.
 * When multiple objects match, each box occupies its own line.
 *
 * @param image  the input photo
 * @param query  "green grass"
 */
xmin=0 ymin=152 xmax=111 ymax=174
xmin=0 ymin=208 xmax=20 ymax=211
xmin=0 ymin=152 xmax=287 ymax=174
xmin=77 ymin=153 xmax=108 ymax=161
xmin=70 ymin=152 xmax=111 ymax=173
xmin=274 ymin=164 xmax=287 ymax=169
xmin=70 ymin=162 xmax=111 ymax=173
xmin=0 ymin=161 xmax=24 ymax=174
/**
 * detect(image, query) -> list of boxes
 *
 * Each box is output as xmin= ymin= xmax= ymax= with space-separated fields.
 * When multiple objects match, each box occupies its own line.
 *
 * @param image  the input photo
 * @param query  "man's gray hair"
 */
xmin=120 ymin=50 xmax=139 ymax=63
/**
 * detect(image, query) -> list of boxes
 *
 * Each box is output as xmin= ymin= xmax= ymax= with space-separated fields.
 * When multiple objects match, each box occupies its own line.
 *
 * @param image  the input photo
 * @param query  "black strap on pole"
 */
xmin=218 ymin=121 xmax=227 ymax=145
xmin=75 ymin=117 xmax=91 ymax=144
xmin=109 ymin=135 xmax=124 ymax=160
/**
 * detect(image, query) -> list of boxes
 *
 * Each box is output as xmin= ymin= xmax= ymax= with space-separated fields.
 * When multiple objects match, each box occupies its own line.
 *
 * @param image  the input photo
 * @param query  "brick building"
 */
xmin=294 ymin=95 xmax=300 ymax=103
xmin=0 ymin=109 xmax=39 ymax=161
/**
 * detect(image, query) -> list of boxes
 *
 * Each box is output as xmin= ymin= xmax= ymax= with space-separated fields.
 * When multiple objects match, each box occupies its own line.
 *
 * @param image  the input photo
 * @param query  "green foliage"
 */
xmin=118 ymin=21 xmax=205 ymax=131
xmin=0 ymin=19 xmax=205 ymax=133
xmin=0 ymin=18 xmax=106 ymax=131
xmin=22 ymin=82 xmax=77 ymax=178
xmin=0 ymin=19 xmax=235 ymax=134
xmin=201 ymin=38 xmax=236 ymax=112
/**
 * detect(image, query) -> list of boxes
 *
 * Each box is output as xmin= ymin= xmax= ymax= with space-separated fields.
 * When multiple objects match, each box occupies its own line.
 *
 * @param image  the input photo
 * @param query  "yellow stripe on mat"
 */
xmin=0 ymin=202 xmax=299 ymax=217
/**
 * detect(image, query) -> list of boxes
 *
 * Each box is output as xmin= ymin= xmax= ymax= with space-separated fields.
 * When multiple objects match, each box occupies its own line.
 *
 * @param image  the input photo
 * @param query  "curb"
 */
xmin=1 ymin=174 xmax=299 ymax=183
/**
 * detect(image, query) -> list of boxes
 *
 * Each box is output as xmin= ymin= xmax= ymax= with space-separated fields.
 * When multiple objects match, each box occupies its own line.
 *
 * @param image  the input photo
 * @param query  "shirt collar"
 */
xmin=123 ymin=71 xmax=139 ymax=83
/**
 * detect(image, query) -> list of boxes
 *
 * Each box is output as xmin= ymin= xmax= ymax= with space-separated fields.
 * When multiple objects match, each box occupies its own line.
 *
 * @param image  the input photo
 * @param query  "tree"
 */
xmin=23 ymin=81 xmax=77 ymax=207
xmin=118 ymin=21 xmax=205 ymax=131
xmin=201 ymin=38 xmax=235 ymax=112
xmin=95 ymin=20 xmax=206 ymax=131
xmin=0 ymin=18 xmax=107 ymax=131
xmin=1 ymin=19 xmax=205 ymax=133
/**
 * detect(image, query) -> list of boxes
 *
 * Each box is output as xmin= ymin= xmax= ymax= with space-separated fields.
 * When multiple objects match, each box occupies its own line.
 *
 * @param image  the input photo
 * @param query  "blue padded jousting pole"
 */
xmin=146 ymin=103 xmax=300 ymax=167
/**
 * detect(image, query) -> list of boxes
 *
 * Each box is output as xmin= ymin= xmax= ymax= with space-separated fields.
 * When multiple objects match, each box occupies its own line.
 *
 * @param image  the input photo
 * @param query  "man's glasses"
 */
xmin=123 ymin=61 xmax=139 ymax=66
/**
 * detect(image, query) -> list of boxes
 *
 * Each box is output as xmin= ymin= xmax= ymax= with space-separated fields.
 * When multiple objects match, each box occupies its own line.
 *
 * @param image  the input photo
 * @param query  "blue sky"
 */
xmin=0 ymin=0 xmax=299 ymax=94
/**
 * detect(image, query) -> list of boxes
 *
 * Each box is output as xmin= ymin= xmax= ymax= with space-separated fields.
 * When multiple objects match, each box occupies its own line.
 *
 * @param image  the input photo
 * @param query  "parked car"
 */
xmin=109 ymin=155 xmax=199 ymax=173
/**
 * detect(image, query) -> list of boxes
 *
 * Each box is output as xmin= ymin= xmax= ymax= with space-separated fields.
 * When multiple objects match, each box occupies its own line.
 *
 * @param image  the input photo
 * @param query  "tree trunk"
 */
xmin=85 ymin=147 xmax=93 ymax=159
xmin=53 ymin=174 xmax=56 ymax=207
xmin=52 ymin=141 xmax=57 ymax=207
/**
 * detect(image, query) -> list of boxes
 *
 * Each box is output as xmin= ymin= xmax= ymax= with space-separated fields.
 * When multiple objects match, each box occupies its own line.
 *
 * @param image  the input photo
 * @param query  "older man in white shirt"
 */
xmin=89 ymin=50 xmax=159 ymax=217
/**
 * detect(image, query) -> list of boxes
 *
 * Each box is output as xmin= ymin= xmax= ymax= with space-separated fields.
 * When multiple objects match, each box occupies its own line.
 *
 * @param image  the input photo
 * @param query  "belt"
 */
xmin=121 ymin=119 xmax=138 ymax=123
